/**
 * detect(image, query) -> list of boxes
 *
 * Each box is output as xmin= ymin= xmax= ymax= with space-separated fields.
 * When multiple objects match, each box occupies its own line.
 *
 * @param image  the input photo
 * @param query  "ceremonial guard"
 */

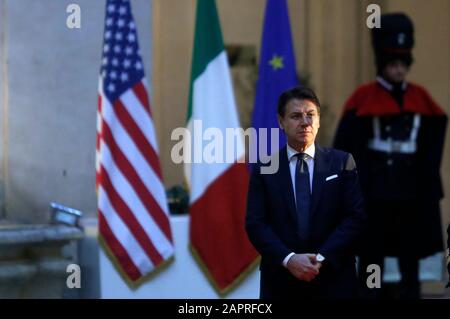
xmin=334 ymin=13 xmax=448 ymax=298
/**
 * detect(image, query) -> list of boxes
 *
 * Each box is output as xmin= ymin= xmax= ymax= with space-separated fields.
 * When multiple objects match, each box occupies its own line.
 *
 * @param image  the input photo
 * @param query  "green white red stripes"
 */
xmin=185 ymin=0 xmax=258 ymax=294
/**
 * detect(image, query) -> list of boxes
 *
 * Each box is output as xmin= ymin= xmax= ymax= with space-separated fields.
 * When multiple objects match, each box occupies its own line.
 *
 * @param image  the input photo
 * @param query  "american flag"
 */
xmin=96 ymin=0 xmax=174 ymax=282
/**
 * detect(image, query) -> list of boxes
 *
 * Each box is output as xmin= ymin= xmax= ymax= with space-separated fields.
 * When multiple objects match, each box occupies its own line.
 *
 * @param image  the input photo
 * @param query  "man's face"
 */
xmin=383 ymin=60 xmax=409 ymax=83
xmin=278 ymin=99 xmax=320 ymax=151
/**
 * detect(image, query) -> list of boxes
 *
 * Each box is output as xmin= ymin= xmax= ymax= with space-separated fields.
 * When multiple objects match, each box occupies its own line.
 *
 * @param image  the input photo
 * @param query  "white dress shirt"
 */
xmin=282 ymin=143 xmax=324 ymax=267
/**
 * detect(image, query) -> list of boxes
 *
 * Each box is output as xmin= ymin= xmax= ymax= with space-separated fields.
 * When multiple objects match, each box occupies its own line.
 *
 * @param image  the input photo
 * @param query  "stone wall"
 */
xmin=0 ymin=0 xmax=152 ymax=222
xmin=0 ymin=223 xmax=83 ymax=298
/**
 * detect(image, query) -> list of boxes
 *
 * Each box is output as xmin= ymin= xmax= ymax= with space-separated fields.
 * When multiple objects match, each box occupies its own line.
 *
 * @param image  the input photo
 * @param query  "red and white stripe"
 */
xmin=96 ymin=78 xmax=174 ymax=281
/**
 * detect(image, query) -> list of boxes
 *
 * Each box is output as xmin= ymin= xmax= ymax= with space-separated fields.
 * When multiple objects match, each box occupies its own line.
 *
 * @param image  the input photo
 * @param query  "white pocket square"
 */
xmin=325 ymin=174 xmax=338 ymax=181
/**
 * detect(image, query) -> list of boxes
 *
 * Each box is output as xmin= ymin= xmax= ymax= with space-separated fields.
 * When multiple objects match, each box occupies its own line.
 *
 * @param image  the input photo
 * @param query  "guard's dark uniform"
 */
xmin=335 ymin=79 xmax=447 ymax=258
xmin=333 ymin=13 xmax=448 ymax=298
xmin=447 ymin=226 xmax=450 ymax=288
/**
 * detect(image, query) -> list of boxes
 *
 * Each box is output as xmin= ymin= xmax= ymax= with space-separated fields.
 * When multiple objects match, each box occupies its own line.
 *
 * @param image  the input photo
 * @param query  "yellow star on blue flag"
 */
xmin=252 ymin=0 xmax=299 ymax=158
xmin=269 ymin=54 xmax=284 ymax=70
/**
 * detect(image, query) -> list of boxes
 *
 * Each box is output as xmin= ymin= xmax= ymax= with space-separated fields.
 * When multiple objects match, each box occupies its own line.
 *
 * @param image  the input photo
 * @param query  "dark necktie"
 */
xmin=295 ymin=153 xmax=311 ymax=240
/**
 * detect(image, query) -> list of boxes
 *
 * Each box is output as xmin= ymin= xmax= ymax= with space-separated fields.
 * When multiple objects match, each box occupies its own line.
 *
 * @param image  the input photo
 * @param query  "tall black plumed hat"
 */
xmin=372 ymin=13 xmax=414 ymax=73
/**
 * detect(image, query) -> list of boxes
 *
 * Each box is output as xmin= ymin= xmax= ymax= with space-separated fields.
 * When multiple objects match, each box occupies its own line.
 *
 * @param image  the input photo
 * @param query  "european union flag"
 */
xmin=251 ymin=0 xmax=299 ymax=158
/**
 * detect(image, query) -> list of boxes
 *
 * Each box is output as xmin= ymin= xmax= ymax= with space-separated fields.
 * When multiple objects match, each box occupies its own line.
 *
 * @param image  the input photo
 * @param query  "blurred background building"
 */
xmin=0 ymin=0 xmax=448 ymax=298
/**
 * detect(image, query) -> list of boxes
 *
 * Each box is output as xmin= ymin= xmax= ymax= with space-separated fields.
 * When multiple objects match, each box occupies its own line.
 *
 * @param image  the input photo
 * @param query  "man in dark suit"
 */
xmin=246 ymin=87 xmax=367 ymax=299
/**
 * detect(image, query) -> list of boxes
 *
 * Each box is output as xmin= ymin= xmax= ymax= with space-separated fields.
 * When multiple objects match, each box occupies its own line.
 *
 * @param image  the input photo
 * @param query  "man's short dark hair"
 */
xmin=277 ymin=86 xmax=321 ymax=117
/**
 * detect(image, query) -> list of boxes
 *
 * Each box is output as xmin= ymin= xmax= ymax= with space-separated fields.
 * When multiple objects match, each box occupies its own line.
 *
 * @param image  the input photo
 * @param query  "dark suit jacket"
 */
xmin=245 ymin=144 xmax=366 ymax=299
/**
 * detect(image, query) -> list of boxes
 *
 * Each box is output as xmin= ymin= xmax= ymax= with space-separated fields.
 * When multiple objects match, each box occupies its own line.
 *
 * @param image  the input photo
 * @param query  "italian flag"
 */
xmin=185 ymin=0 xmax=258 ymax=295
